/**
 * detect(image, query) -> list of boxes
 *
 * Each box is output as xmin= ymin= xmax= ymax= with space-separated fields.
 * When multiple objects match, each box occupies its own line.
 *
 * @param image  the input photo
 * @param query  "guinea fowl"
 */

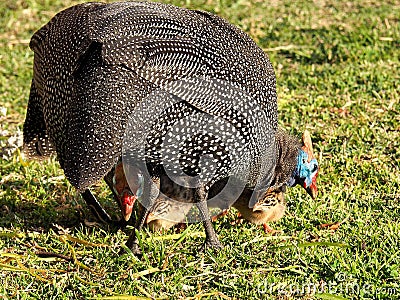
xmin=120 ymin=130 xmax=317 ymax=234
xmin=23 ymin=2 xmax=319 ymax=254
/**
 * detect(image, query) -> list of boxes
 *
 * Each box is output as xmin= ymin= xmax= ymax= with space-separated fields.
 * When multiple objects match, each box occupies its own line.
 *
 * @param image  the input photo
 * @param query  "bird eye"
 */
xmin=312 ymin=164 xmax=318 ymax=172
xmin=302 ymin=158 xmax=306 ymax=164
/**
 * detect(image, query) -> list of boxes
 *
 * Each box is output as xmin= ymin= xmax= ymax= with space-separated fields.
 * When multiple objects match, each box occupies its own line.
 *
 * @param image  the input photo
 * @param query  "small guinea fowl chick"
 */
xmin=137 ymin=184 xmax=285 ymax=233
xmin=142 ymin=186 xmax=286 ymax=233
xmin=144 ymin=175 xmax=194 ymax=231
xmin=145 ymin=196 xmax=192 ymax=231
xmin=232 ymin=186 xmax=286 ymax=233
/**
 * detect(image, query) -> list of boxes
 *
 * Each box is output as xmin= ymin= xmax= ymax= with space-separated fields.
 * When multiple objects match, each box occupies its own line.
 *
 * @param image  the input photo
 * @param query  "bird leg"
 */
xmin=125 ymin=176 xmax=160 ymax=255
xmin=262 ymin=223 xmax=282 ymax=235
xmin=78 ymin=167 xmax=128 ymax=228
xmin=195 ymin=186 xmax=223 ymax=252
xmin=263 ymin=223 xmax=273 ymax=233
xmin=81 ymin=189 xmax=114 ymax=224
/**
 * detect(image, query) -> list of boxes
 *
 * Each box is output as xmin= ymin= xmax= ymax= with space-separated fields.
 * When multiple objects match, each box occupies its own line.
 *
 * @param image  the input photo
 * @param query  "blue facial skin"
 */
xmin=298 ymin=150 xmax=318 ymax=188
xmin=288 ymin=149 xmax=319 ymax=188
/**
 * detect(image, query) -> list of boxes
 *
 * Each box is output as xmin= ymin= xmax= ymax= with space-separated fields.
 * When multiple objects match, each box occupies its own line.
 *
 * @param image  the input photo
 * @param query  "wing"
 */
xmin=87 ymin=2 xmax=276 ymax=109
xmin=28 ymin=1 xmax=277 ymax=191
xmin=88 ymin=2 xmax=225 ymax=85
xmin=62 ymin=3 xmax=222 ymax=189
xmin=63 ymin=41 xmax=155 ymax=190
xmin=86 ymin=1 xmax=277 ymax=127
xmin=85 ymin=2 xmax=278 ymax=188
xmin=23 ymin=80 xmax=55 ymax=158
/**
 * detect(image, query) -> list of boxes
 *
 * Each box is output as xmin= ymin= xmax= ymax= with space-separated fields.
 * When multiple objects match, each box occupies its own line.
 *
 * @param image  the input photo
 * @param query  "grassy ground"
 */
xmin=0 ymin=0 xmax=399 ymax=299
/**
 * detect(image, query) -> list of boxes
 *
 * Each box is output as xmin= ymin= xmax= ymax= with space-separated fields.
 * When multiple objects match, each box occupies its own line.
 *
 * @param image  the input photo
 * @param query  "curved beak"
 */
xmin=306 ymin=183 xmax=317 ymax=199
xmin=252 ymin=202 xmax=263 ymax=212
xmin=121 ymin=189 xmax=136 ymax=221
xmin=304 ymin=174 xmax=318 ymax=199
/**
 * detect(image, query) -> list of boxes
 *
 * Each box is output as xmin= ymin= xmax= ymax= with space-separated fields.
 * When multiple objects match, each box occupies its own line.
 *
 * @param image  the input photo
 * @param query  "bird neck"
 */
xmin=269 ymin=128 xmax=301 ymax=190
xmin=286 ymin=150 xmax=302 ymax=187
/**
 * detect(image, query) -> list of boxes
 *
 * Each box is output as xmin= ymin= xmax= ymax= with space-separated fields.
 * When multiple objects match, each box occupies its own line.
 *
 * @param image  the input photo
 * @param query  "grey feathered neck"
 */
xmin=268 ymin=128 xmax=301 ymax=190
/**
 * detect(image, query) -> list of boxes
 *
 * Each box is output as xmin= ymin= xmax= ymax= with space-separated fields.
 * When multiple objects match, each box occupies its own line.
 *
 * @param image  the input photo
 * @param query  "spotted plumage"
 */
xmin=24 ymin=1 xmax=276 ymax=189
xmin=128 ymin=129 xmax=317 ymax=234
xmin=23 ymin=1 xmax=318 ymax=254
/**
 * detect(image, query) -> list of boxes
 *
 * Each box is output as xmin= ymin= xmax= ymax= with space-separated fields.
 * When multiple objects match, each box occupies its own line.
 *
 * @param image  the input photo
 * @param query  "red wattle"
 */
xmin=122 ymin=192 xmax=136 ymax=206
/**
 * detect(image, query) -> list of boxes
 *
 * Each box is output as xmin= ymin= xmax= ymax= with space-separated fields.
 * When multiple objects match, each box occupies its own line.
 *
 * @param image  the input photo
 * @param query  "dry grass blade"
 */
xmin=184 ymin=291 xmax=230 ymax=300
xmin=315 ymin=293 xmax=350 ymax=300
xmin=0 ymin=252 xmax=25 ymax=259
xmin=270 ymin=242 xmax=350 ymax=250
xmin=237 ymin=265 xmax=306 ymax=275
xmin=90 ymin=296 xmax=152 ymax=300
xmin=15 ymin=259 xmax=51 ymax=282
xmin=0 ymin=231 xmax=26 ymax=239
xmin=146 ymin=231 xmax=205 ymax=242
xmin=130 ymin=267 xmax=162 ymax=278
xmin=263 ymin=44 xmax=308 ymax=52
xmin=61 ymin=234 xmax=109 ymax=247
xmin=74 ymin=274 xmax=101 ymax=286
xmin=67 ymin=243 xmax=103 ymax=276
xmin=135 ymin=285 xmax=154 ymax=299
xmin=182 ymin=272 xmax=220 ymax=279
xmin=0 ymin=263 xmax=27 ymax=271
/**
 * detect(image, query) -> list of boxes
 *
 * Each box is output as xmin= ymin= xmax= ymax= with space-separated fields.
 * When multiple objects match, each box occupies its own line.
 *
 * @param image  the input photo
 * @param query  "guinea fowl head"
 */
xmin=112 ymin=163 xmax=143 ymax=221
xmin=290 ymin=130 xmax=319 ymax=199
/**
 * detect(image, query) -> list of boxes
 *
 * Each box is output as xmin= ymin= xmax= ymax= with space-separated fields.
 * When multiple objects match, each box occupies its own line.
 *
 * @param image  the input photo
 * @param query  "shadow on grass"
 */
xmin=259 ymin=26 xmax=388 ymax=65
xmin=0 ymin=193 xmax=82 ymax=232
xmin=0 ymin=178 xmax=122 ymax=232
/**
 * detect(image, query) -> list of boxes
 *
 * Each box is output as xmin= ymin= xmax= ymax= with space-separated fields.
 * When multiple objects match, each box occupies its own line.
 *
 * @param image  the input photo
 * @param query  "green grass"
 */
xmin=0 ymin=0 xmax=399 ymax=299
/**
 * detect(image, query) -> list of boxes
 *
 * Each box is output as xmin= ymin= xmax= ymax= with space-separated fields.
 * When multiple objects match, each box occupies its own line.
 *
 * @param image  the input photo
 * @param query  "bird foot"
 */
xmin=119 ymin=241 xmax=142 ymax=256
xmin=130 ymin=243 xmax=142 ymax=256
xmin=263 ymin=223 xmax=282 ymax=235
xmin=199 ymin=239 xmax=223 ymax=253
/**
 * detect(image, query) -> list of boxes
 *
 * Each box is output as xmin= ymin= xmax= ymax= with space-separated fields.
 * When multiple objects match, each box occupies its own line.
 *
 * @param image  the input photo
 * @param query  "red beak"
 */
xmin=304 ymin=173 xmax=318 ymax=199
xmin=121 ymin=190 xmax=136 ymax=221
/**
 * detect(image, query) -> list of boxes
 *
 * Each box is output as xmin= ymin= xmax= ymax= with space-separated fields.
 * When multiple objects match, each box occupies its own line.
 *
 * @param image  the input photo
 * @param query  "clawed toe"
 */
xmin=119 ymin=242 xmax=142 ymax=256
xmin=262 ymin=223 xmax=282 ymax=235
xmin=130 ymin=243 xmax=142 ymax=256
xmin=199 ymin=239 xmax=223 ymax=253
